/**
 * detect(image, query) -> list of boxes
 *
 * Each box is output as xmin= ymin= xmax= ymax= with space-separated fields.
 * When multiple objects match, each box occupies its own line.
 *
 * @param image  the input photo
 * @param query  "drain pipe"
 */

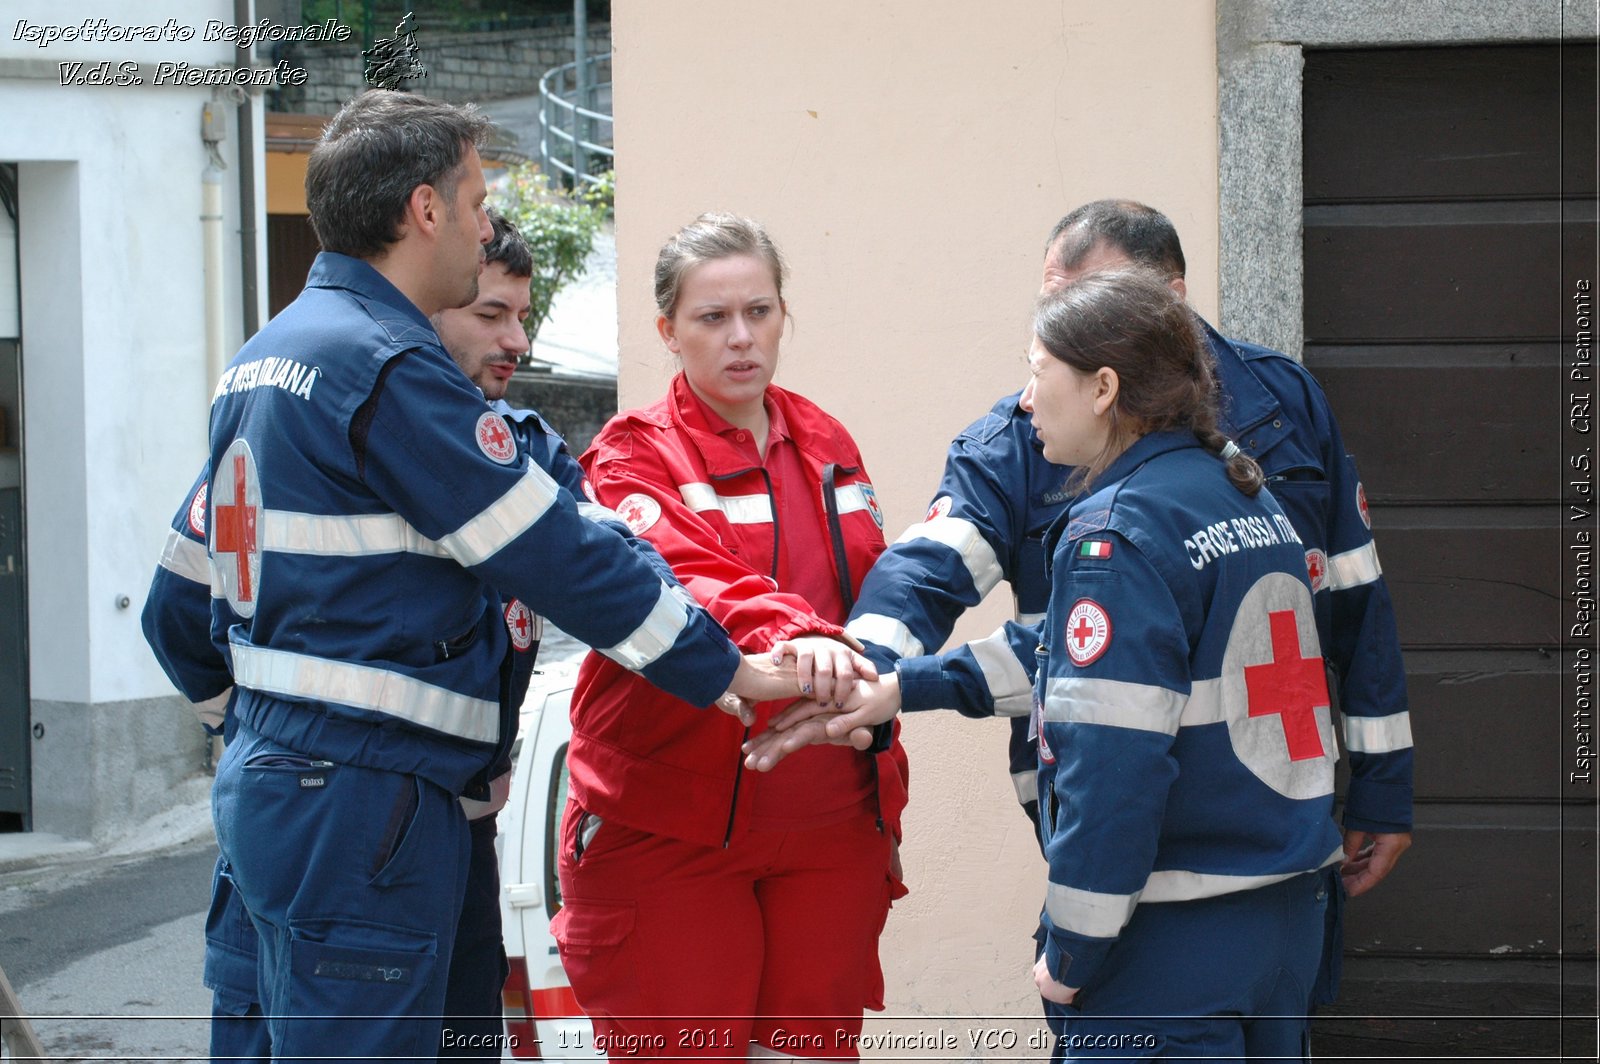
xmin=201 ymin=101 xmax=229 ymax=394
xmin=234 ymin=0 xmax=260 ymax=340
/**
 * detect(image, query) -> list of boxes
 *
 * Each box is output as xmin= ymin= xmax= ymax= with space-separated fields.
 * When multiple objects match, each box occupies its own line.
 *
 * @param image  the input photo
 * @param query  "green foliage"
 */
xmin=577 ymin=169 xmax=616 ymax=218
xmin=489 ymin=163 xmax=605 ymax=343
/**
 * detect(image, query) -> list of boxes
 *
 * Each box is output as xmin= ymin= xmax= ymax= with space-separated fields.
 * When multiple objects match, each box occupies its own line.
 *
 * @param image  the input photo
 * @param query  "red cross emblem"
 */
xmin=861 ymin=483 xmax=884 ymax=529
xmin=1244 ymin=609 xmax=1330 ymax=761
xmin=1063 ymin=598 xmax=1111 ymax=666
xmin=504 ymin=599 xmax=538 ymax=652
xmin=1304 ymin=549 xmax=1328 ymax=592
xmin=925 ymin=496 xmax=953 ymax=522
xmin=475 ymin=411 xmax=517 ymax=464
xmin=616 ymin=493 xmax=661 ymax=535
xmin=187 ymin=482 xmax=208 ymax=537
xmin=211 ymin=439 xmax=262 ymax=617
xmin=1356 ymin=483 xmax=1371 ymax=529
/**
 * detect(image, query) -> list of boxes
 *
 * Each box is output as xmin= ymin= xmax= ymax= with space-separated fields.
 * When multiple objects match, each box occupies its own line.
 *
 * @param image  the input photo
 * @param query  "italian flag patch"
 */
xmin=1078 ymin=539 xmax=1113 ymax=559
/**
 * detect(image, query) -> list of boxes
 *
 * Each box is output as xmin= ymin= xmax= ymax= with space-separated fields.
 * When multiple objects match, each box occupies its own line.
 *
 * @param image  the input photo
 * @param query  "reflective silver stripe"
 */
xmin=159 ymin=530 xmax=211 ymax=584
xmin=1045 ymin=881 xmax=1139 ymax=939
xmin=262 ymin=510 xmax=448 ymax=558
xmin=576 ymin=501 xmax=623 ymax=525
xmin=438 ymin=464 xmax=561 ymax=567
xmin=833 ymin=483 xmax=871 ymax=515
xmin=1043 ymin=676 xmax=1186 ymax=735
xmin=1343 ymin=711 xmax=1413 ymax=754
xmin=1142 ymin=845 xmax=1344 ymax=903
xmin=895 ymin=516 xmax=1003 ymax=596
xmin=679 ymin=482 xmax=773 ymax=525
xmin=1017 ymin=611 xmax=1045 ymax=627
xmin=598 ymin=583 xmax=691 ymax=671
xmin=1012 ymin=770 xmax=1038 ymax=805
xmin=969 ymin=627 xmax=1033 ymax=717
xmin=1328 ymin=542 xmax=1382 ymax=589
xmin=845 ymin=614 xmax=923 ymax=658
xmin=230 ymin=643 xmax=499 ymax=743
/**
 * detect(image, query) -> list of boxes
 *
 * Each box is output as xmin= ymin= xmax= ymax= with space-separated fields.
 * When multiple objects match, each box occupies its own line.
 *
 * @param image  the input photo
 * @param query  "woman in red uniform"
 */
xmin=554 ymin=213 xmax=909 ymax=1061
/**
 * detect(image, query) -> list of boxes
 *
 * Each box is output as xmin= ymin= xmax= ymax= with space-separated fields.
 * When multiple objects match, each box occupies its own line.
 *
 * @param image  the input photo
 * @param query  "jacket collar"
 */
xmin=1203 ymin=319 xmax=1283 ymax=443
xmin=305 ymin=251 xmax=435 ymax=333
xmin=668 ymin=373 xmax=805 ymax=477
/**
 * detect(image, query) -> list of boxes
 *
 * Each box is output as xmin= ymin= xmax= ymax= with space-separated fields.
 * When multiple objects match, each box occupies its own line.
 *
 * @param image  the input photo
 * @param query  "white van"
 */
xmin=497 ymin=661 xmax=596 ymax=1060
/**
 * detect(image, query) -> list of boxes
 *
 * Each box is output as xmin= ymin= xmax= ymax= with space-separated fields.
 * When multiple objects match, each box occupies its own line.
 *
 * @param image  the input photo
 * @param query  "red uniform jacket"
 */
xmin=569 ymin=374 xmax=910 ymax=850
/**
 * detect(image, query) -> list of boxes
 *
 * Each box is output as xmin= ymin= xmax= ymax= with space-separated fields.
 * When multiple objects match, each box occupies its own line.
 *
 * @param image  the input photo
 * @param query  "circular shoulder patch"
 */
xmin=187 ymin=482 xmax=209 ymax=537
xmin=504 ymin=599 xmax=539 ymax=652
xmin=615 ymin=493 xmax=662 ymax=536
xmin=1356 ymin=483 xmax=1371 ymax=529
xmin=925 ymin=495 xmax=953 ymax=522
xmin=1304 ymin=548 xmax=1329 ymax=592
xmin=475 ymin=411 xmax=517 ymax=465
xmin=1063 ymin=598 xmax=1112 ymax=667
xmin=581 ymin=478 xmax=599 ymax=503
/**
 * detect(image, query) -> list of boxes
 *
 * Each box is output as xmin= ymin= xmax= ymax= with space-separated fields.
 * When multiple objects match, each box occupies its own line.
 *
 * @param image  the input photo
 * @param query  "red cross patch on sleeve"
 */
xmin=1063 ymin=599 xmax=1111 ymax=666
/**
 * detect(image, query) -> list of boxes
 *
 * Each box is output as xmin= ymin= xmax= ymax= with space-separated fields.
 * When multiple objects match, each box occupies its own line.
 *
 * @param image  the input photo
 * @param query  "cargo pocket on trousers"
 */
xmin=551 ymin=898 xmax=637 ymax=1012
xmin=287 ymin=918 xmax=439 ymax=1022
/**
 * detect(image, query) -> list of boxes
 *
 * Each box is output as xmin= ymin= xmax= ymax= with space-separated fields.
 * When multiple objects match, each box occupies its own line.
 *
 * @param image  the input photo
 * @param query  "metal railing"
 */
xmin=539 ymin=54 xmax=613 ymax=189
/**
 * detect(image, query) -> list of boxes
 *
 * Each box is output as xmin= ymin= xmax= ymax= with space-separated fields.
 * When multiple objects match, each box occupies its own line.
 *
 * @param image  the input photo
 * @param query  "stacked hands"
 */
xmin=717 ymin=637 xmax=904 ymax=771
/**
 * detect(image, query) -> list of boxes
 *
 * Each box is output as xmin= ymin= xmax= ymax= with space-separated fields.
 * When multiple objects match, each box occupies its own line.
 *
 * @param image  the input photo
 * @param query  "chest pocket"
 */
xmin=1264 ymin=470 xmax=1331 ymax=558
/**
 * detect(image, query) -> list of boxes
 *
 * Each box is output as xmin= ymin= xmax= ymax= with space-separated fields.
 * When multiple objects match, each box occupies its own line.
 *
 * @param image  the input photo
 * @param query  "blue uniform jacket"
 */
xmin=148 ymin=252 xmax=738 ymax=796
xmin=850 ymin=321 xmax=1412 ymax=835
xmin=142 ymin=391 xmax=687 ymax=791
xmin=1029 ymin=431 xmax=1344 ymax=991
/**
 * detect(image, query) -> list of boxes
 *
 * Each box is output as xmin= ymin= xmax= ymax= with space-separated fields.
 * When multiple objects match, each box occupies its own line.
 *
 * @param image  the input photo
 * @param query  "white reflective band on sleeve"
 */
xmin=895 ymin=516 xmax=1003 ymax=597
xmin=844 ymin=614 xmax=924 ymax=659
xmin=1328 ymin=542 xmax=1382 ymax=589
xmin=438 ymin=464 xmax=561 ymax=567
xmin=1045 ymin=881 xmax=1139 ymax=939
xmin=1017 ymin=611 xmax=1045 ymax=627
xmin=1012 ymin=770 xmax=1038 ymax=805
xmin=1043 ymin=676 xmax=1186 ymax=735
xmin=230 ymin=644 xmax=499 ymax=743
xmin=679 ymin=482 xmax=773 ymax=525
xmin=969 ymin=628 xmax=1033 ymax=717
xmin=576 ymin=501 xmax=624 ymax=526
xmin=598 ymin=583 xmax=691 ymax=671
xmin=1142 ymin=845 xmax=1344 ymax=903
xmin=262 ymin=510 xmax=448 ymax=558
xmin=159 ymin=530 xmax=211 ymax=585
xmin=1343 ymin=711 xmax=1414 ymax=753
xmin=833 ymin=483 xmax=871 ymax=515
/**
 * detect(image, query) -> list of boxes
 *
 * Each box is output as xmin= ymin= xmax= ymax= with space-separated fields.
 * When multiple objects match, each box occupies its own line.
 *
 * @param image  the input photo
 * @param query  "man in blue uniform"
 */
xmin=145 ymin=212 xmax=695 ymax=1061
xmin=844 ymin=200 xmax=1413 ymax=897
xmin=143 ymin=89 xmax=802 ymax=1061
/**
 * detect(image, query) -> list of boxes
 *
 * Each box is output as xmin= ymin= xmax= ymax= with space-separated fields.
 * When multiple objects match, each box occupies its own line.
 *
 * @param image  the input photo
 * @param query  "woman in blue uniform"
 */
xmin=755 ymin=267 xmax=1342 ymax=1061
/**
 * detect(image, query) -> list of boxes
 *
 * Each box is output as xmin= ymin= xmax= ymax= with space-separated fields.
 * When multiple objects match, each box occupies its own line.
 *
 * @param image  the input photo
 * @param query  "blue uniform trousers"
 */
xmin=204 ymin=856 xmax=272 ymax=1063
xmin=438 ymin=815 xmax=510 ymax=1057
xmin=1043 ymin=870 xmax=1331 ymax=1062
xmin=213 ymin=721 xmax=471 ymax=1063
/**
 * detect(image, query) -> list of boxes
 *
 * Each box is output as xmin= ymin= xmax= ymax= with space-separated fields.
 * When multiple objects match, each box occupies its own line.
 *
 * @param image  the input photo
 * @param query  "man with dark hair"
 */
xmin=837 ymin=199 xmax=1412 ymax=1055
xmin=144 ymin=89 xmax=805 ymax=1059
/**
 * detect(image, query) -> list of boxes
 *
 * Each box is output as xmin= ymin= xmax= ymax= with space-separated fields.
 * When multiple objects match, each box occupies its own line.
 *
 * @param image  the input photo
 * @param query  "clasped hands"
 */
xmin=714 ymin=637 xmax=903 ymax=771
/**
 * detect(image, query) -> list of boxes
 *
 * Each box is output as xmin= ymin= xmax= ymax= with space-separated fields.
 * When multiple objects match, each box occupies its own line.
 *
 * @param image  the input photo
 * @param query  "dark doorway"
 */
xmin=1303 ymin=43 xmax=1596 ymax=1057
xmin=0 ymin=161 xmax=28 ymax=831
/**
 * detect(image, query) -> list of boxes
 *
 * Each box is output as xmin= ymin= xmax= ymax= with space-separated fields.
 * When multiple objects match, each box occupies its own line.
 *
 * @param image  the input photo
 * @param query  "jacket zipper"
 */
xmin=722 ymin=467 xmax=779 ymax=847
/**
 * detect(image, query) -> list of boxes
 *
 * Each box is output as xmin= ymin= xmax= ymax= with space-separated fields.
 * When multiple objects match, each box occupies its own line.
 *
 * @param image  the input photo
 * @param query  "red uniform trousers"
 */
xmin=554 ymin=798 xmax=893 ymax=1061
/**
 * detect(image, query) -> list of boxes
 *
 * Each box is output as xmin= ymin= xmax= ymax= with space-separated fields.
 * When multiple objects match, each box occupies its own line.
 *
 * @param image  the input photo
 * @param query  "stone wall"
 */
xmin=270 ymin=23 xmax=611 ymax=115
xmin=504 ymin=373 xmax=617 ymax=457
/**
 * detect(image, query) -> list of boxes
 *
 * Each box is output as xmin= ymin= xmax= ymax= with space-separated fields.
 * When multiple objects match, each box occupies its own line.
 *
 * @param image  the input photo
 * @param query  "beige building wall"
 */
xmin=613 ymin=0 xmax=1219 ymax=1042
